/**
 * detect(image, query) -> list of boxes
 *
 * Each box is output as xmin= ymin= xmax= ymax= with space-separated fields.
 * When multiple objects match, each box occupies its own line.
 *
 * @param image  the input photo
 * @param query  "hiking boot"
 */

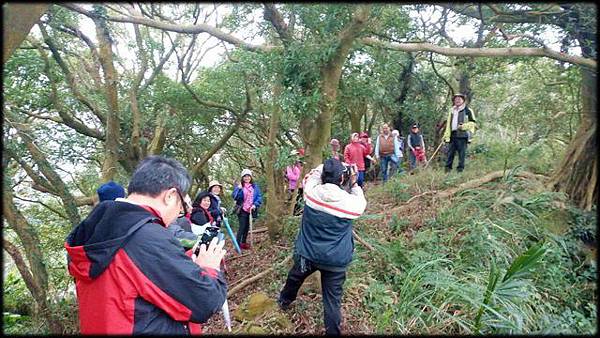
xmin=277 ymin=298 xmax=292 ymax=311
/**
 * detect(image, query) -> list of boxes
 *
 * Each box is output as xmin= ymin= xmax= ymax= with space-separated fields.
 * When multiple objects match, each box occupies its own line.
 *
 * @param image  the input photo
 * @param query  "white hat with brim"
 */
xmin=241 ymin=169 xmax=252 ymax=178
xmin=208 ymin=180 xmax=223 ymax=190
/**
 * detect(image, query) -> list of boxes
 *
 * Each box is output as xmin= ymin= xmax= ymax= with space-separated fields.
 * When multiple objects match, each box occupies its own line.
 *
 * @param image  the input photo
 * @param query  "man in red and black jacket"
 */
xmin=65 ymin=155 xmax=227 ymax=334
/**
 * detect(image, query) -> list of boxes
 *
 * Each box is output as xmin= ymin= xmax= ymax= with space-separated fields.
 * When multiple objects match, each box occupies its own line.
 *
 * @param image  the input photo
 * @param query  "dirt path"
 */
xmin=202 ymin=180 xmax=426 ymax=335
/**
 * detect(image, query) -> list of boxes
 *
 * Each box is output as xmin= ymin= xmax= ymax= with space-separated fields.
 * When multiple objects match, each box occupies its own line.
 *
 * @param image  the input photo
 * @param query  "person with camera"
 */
xmin=168 ymin=194 xmax=198 ymax=248
xmin=65 ymin=155 xmax=227 ymax=334
xmin=232 ymin=169 xmax=263 ymax=250
xmin=278 ymin=158 xmax=367 ymax=335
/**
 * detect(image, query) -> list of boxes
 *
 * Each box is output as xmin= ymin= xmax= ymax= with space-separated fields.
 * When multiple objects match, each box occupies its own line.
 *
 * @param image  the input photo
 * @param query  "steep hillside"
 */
xmin=203 ymin=163 xmax=596 ymax=335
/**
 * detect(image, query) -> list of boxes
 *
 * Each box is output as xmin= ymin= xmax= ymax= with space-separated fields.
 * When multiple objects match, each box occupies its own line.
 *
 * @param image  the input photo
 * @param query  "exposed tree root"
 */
xmin=227 ymin=255 xmax=292 ymax=297
xmin=353 ymin=230 xmax=375 ymax=251
xmin=251 ymin=227 xmax=268 ymax=234
xmin=385 ymin=170 xmax=547 ymax=215
xmin=437 ymin=170 xmax=547 ymax=198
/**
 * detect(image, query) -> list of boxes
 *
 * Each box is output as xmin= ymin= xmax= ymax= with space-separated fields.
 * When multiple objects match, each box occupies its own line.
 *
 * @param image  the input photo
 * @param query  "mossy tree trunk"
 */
xmin=548 ymin=67 xmax=597 ymax=210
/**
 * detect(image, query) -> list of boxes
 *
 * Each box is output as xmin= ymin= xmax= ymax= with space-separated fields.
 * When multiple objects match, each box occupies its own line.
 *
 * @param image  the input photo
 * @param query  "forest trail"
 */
xmin=201 ymin=177 xmax=437 ymax=335
xmin=201 ymin=168 xmax=554 ymax=334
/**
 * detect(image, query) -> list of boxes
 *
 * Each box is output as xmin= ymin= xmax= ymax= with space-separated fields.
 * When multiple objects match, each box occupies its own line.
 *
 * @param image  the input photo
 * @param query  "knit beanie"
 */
xmin=96 ymin=181 xmax=126 ymax=201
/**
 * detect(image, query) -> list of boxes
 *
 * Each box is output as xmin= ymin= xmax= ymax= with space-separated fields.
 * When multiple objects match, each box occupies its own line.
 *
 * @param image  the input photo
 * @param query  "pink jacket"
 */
xmin=286 ymin=165 xmax=301 ymax=190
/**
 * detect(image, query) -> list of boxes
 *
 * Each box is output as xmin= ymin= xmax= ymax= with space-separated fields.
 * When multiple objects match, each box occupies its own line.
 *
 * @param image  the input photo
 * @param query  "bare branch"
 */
xmin=60 ymin=3 xmax=277 ymax=53
xmin=263 ymin=3 xmax=291 ymax=44
xmin=38 ymin=23 xmax=107 ymax=125
xmin=12 ymin=195 xmax=68 ymax=220
xmin=361 ymin=37 xmax=596 ymax=69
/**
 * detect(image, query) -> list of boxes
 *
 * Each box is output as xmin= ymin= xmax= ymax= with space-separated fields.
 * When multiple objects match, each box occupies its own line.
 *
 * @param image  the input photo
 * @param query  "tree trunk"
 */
xmin=2 ymin=187 xmax=65 ymax=333
xmin=302 ymin=6 xmax=372 ymax=170
xmin=548 ymin=68 xmax=597 ymax=210
xmin=349 ymin=102 xmax=365 ymax=133
xmin=94 ymin=14 xmax=121 ymax=182
xmin=393 ymin=53 xmax=415 ymax=133
xmin=15 ymin=125 xmax=81 ymax=227
xmin=3 ymin=240 xmax=65 ymax=333
xmin=264 ymin=77 xmax=287 ymax=240
xmin=3 ymin=3 xmax=50 ymax=63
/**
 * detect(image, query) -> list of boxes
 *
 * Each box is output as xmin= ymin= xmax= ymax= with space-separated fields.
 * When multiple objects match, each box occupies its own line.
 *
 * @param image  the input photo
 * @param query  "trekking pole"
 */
xmin=424 ymin=141 xmax=444 ymax=169
xmin=248 ymin=211 xmax=253 ymax=247
xmin=222 ymin=217 xmax=242 ymax=254
xmin=222 ymin=299 xmax=232 ymax=332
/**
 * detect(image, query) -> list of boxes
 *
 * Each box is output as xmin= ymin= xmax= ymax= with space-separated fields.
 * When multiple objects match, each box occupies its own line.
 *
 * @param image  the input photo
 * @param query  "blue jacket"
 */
xmin=231 ymin=183 xmax=262 ymax=216
xmin=293 ymin=164 xmax=367 ymax=270
xmin=295 ymin=206 xmax=355 ymax=268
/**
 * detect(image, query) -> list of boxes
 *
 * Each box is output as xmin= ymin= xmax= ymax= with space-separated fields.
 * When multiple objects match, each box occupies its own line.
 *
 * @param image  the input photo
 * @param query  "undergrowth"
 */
xmin=351 ymin=144 xmax=597 ymax=334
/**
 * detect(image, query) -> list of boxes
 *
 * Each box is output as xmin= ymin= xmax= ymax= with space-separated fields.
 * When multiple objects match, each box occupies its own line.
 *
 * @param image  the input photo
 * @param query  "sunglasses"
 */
xmin=174 ymin=188 xmax=189 ymax=216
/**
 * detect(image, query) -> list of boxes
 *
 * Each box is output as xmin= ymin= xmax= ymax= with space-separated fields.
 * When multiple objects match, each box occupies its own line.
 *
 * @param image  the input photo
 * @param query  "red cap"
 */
xmin=359 ymin=132 xmax=369 ymax=138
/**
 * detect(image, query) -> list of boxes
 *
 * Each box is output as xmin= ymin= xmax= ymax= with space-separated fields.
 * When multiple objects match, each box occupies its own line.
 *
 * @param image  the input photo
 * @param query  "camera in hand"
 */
xmin=341 ymin=163 xmax=356 ymax=192
xmin=193 ymin=226 xmax=221 ymax=256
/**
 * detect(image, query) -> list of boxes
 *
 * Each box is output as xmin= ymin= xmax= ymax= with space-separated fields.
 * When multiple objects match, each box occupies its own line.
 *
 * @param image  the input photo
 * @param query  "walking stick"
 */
xmin=222 ymin=217 xmax=242 ymax=254
xmin=424 ymin=141 xmax=445 ymax=169
xmin=222 ymin=299 xmax=232 ymax=332
xmin=248 ymin=210 xmax=253 ymax=247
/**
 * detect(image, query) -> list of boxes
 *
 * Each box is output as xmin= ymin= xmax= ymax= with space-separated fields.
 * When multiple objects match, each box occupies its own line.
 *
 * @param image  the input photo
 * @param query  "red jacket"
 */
xmin=65 ymin=201 xmax=227 ymax=334
xmin=344 ymin=141 xmax=369 ymax=171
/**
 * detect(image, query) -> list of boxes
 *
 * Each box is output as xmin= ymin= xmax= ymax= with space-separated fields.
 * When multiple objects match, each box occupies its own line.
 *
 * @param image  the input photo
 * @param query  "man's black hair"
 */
xmin=128 ymin=155 xmax=191 ymax=197
xmin=321 ymin=158 xmax=345 ymax=186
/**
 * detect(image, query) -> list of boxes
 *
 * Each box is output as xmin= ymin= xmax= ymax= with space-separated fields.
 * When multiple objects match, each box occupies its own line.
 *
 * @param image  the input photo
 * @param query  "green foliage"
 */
xmin=3 ymin=270 xmax=34 ymax=316
xmin=474 ymin=241 xmax=547 ymax=333
xmin=3 ymin=312 xmax=33 ymax=335
xmin=355 ymin=143 xmax=595 ymax=334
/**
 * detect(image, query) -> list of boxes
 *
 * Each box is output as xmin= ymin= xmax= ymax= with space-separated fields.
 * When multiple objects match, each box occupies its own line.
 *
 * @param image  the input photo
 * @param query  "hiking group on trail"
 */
xmin=64 ymin=94 xmax=477 ymax=334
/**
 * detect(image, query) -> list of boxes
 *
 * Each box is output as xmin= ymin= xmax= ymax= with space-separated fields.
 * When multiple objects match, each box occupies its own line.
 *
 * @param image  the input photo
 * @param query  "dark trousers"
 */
xmin=445 ymin=133 xmax=468 ymax=172
xmin=279 ymin=256 xmax=347 ymax=335
xmin=236 ymin=210 xmax=250 ymax=244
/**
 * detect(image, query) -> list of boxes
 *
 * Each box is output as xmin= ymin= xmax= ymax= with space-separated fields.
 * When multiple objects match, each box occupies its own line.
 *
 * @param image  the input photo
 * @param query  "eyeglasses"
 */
xmin=174 ymin=188 xmax=189 ymax=216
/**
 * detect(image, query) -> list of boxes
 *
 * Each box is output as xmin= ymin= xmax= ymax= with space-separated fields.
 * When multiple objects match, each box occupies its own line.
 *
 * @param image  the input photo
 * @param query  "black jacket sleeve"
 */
xmin=190 ymin=208 xmax=209 ymax=225
xmin=125 ymin=223 xmax=227 ymax=323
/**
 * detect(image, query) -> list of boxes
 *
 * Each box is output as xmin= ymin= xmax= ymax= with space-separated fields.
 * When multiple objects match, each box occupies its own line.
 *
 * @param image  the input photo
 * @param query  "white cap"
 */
xmin=392 ymin=129 xmax=399 ymax=136
xmin=241 ymin=168 xmax=253 ymax=178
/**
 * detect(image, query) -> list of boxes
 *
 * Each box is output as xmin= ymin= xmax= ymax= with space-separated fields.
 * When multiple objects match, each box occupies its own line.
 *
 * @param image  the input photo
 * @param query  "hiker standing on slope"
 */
xmin=232 ymin=169 xmax=262 ymax=250
xmin=390 ymin=129 xmax=405 ymax=176
xmin=374 ymin=123 xmax=400 ymax=182
xmin=329 ymin=138 xmax=341 ymax=160
xmin=443 ymin=93 xmax=477 ymax=173
xmin=278 ymin=158 xmax=367 ymax=335
xmin=359 ymin=132 xmax=375 ymax=182
xmin=407 ymin=123 xmax=426 ymax=171
xmin=344 ymin=132 xmax=374 ymax=188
